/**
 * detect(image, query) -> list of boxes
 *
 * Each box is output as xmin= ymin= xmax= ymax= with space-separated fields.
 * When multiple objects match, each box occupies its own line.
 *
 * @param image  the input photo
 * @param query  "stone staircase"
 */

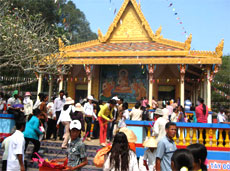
xmin=0 ymin=140 xmax=103 ymax=171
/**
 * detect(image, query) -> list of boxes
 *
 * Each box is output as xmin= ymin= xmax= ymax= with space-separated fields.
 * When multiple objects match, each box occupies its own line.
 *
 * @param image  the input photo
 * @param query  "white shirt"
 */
xmin=217 ymin=112 xmax=226 ymax=123
xmin=23 ymin=97 xmax=33 ymax=115
xmin=57 ymin=105 xmax=74 ymax=125
xmin=53 ymin=97 xmax=66 ymax=116
xmin=185 ymin=99 xmax=192 ymax=111
xmin=7 ymin=97 xmax=21 ymax=109
xmin=153 ymin=117 xmax=169 ymax=141
xmin=47 ymin=102 xmax=54 ymax=119
xmin=170 ymin=112 xmax=178 ymax=122
xmin=84 ymin=102 xmax=97 ymax=119
xmin=1 ymin=136 xmax=11 ymax=160
xmin=33 ymin=99 xmax=41 ymax=109
xmin=7 ymin=130 xmax=25 ymax=171
xmin=143 ymin=148 xmax=157 ymax=171
xmin=103 ymin=150 xmax=139 ymax=171
xmin=123 ymin=109 xmax=130 ymax=120
xmin=129 ymin=108 xmax=142 ymax=121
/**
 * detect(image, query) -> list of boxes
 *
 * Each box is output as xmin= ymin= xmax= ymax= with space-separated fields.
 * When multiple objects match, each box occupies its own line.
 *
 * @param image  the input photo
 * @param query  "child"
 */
xmin=171 ymin=149 xmax=194 ymax=171
xmin=51 ymin=120 xmax=88 ymax=171
xmin=187 ymin=143 xmax=208 ymax=171
xmin=143 ymin=137 xmax=157 ymax=171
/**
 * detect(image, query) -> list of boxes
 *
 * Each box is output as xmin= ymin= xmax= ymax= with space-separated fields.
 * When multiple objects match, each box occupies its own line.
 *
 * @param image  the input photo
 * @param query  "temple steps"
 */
xmin=0 ymin=140 xmax=103 ymax=171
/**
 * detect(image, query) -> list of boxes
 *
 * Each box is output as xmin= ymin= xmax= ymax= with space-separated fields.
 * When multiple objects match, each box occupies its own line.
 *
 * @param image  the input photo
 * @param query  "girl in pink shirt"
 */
xmin=195 ymin=98 xmax=208 ymax=123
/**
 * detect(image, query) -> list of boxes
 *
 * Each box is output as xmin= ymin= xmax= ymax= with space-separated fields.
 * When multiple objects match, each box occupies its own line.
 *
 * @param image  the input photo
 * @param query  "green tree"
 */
xmin=212 ymin=55 xmax=230 ymax=111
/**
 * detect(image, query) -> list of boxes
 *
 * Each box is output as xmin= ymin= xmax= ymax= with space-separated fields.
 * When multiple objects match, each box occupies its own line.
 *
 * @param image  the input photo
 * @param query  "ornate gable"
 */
xmin=98 ymin=0 xmax=155 ymax=43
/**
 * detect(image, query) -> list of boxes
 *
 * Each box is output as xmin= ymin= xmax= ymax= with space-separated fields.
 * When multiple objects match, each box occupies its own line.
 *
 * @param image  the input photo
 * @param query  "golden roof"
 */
xmin=60 ymin=0 xmax=223 ymax=65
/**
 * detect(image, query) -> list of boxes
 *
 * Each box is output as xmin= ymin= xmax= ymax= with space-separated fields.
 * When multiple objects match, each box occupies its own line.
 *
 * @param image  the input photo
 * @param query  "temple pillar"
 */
xmin=207 ymin=67 xmax=212 ymax=109
xmin=85 ymin=65 xmax=93 ymax=97
xmin=59 ymin=75 xmax=64 ymax=92
xmin=180 ymin=65 xmax=185 ymax=107
xmin=48 ymin=76 xmax=53 ymax=101
xmin=204 ymin=77 xmax=207 ymax=105
xmin=37 ymin=74 xmax=42 ymax=101
xmin=148 ymin=65 xmax=154 ymax=108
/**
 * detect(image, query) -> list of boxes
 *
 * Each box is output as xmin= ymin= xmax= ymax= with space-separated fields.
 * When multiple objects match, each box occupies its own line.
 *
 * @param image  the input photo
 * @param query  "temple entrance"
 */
xmin=158 ymin=85 xmax=175 ymax=101
xmin=75 ymin=85 xmax=87 ymax=103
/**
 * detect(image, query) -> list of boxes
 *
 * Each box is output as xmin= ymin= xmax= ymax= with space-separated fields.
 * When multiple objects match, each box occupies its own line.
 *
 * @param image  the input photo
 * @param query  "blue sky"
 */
xmin=72 ymin=0 xmax=229 ymax=55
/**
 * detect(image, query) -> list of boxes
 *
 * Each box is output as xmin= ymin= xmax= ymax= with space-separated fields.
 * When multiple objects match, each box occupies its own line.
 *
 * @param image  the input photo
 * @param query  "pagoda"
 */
xmin=38 ymin=0 xmax=223 ymax=108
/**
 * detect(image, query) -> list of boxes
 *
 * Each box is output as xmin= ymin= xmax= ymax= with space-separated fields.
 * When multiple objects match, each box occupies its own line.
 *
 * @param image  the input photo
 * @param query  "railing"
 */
xmin=125 ymin=120 xmax=230 ymax=149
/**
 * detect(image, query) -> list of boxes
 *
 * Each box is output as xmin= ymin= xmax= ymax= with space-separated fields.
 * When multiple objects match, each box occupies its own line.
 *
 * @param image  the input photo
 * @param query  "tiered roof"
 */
xmin=60 ymin=0 xmax=223 ymax=65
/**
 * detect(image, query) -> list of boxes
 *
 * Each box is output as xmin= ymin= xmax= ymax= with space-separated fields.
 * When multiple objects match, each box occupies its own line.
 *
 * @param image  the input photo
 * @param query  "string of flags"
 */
xmin=0 ymin=77 xmax=35 ymax=82
xmin=1 ymin=79 xmax=37 ymax=90
xmin=212 ymin=80 xmax=230 ymax=89
xmin=212 ymin=87 xmax=230 ymax=100
xmin=167 ymin=1 xmax=189 ymax=38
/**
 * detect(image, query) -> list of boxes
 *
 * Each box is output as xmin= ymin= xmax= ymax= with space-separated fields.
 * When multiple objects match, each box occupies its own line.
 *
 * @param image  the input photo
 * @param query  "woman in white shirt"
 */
xmin=23 ymin=92 xmax=33 ymax=120
xmin=103 ymin=132 xmax=139 ymax=171
xmin=57 ymin=97 xmax=75 ymax=149
xmin=84 ymin=95 xmax=97 ymax=141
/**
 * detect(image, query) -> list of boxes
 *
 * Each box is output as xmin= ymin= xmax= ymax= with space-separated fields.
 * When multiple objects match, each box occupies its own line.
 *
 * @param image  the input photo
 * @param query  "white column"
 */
xmin=207 ymin=67 xmax=211 ymax=109
xmin=204 ymin=78 xmax=207 ymax=105
xmin=180 ymin=78 xmax=185 ymax=107
xmin=48 ymin=76 xmax=53 ymax=102
xmin=87 ymin=76 xmax=92 ymax=97
xmin=200 ymin=82 xmax=203 ymax=99
xmin=59 ymin=75 xmax=63 ymax=92
xmin=37 ymin=74 xmax=42 ymax=101
xmin=149 ymin=79 xmax=153 ymax=108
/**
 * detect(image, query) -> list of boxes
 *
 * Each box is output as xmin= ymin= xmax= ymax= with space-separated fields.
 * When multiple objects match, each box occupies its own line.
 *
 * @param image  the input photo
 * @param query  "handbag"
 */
xmin=93 ymin=145 xmax=112 ymax=168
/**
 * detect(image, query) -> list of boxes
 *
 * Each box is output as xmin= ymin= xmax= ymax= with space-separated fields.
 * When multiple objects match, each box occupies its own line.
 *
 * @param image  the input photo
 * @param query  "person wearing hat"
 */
xmin=143 ymin=137 xmax=158 ymax=171
xmin=7 ymin=90 xmax=21 ymax=110
xmin=57 ymin=97 xmax=75 ymax=148
xmin=71 ymin=103 xmax=85 ymax=135
xmin=83 ymin=95 xmax=97 ymax=141
xmin=51 ymin=120 xmax=88 ymax=171
xmin=152 ymin=108 xmax=169 ymax=141
xmin=98 ymin=99 xmax=116 ymax=146
xmin=23 ymin=92 xmax=33 ymax=120
xmin=119 ymin=127 xmax=137 ymax=152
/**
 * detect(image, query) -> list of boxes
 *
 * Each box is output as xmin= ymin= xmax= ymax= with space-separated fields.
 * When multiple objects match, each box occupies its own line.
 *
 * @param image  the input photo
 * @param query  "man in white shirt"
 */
xmin=7 ymin=90 xmax=21 ymax=110
xmin=53 ymin=90 xmax=66 ymax=140
xmin=217 ymin=107 xmax=227 ymax=123
xmin=7 ymin=121 xmax=26 ymax=171
xmin=153 ymin=108 xmax=169 ymax=141
xmin=1 ymin=136 xmax=11 ymax=171
xmin=184 ymin=98 xmax=192 ymax=111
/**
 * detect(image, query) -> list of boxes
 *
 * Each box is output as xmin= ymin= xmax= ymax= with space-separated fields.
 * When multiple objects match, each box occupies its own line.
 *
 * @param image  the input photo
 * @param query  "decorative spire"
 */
xmin=215 ymin=39 xmax=224 ymax=58
xmin=58 ymin=38 xmax=64 ymax=50
xmin=98 ymin=29 xmax=105 ymax=43
xmin=155 ymin=26 xmax=162 ymax=39
xmin=184 ymin=34 xmax=192 ymax=50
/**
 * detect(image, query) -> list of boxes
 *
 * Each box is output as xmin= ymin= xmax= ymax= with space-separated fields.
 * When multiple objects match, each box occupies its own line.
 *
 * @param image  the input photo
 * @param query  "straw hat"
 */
xmin=65 ymin=97 xmax=74 ymax=105
xmin=154 ymin=108 xmax=163 ymax=116
xmin=119 ymin=127 xmax=137 ymax=143
xmin=143 ymin=137 xmax=158 ymax=148
xmin=24 ymin=92 xmax=31 ymax=96
xmin=87 ymin=95 xmax=94 ymax=100
xmin=75 ymin=103 xmax=84 ymax=112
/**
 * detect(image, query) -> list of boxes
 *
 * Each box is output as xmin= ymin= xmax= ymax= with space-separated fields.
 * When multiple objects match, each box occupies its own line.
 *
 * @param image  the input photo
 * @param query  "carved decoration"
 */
xmin=184 ymin=34 xmax=192 ymax=50
xmin=215 ymin=39 xmax=224 ymax=58
xmin=148 ymin=64 xmax=154 ymax=83
xmin=155 ymin=26 xmax=162 ymax=39
xmin=84 ymin=65 xmax=92 ymax=82
xmin=58 ymin=38 xmax=64 ymax=50
xmin=180 ymin=64 xmax=186 ymax=83
xmin=98 ymin=29 xmax=105 ymax=43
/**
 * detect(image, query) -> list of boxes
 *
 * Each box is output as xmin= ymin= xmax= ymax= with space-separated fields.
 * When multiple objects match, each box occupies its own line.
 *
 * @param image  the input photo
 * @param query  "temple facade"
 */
xmin=37 ymin=0 xmax=223 ymax=109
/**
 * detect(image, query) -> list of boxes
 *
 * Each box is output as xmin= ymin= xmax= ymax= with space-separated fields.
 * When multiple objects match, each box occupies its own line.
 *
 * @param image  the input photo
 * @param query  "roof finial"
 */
xmin=98 ymin=29 xmax=105 ymax=43
xmin=184 ymin=34 xmax=192 ymax=50
xmin=155 ymin=26 xmax=162 ymax=39
xmin=215 ymin=39 xmax=224 ymax=58
xmin=58 ymin=38 xmax=64 ymax=50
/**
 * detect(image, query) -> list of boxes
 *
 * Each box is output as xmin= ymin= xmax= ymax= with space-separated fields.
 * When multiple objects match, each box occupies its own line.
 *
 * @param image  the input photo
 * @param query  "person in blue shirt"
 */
xmin=24 ymin=109 xmax=43 ymax=159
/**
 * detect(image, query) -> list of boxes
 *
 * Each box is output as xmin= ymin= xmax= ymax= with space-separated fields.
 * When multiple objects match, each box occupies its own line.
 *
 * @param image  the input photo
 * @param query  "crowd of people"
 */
xmin=0 ymin=90 xmax=229 ymax=171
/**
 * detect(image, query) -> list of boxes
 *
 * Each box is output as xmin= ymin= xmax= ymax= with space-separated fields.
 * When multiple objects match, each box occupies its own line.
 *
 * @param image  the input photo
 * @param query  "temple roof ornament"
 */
xmin=215 ymin=39 xmax=224 ymax=58
xmin=58 ymin=38 xmax=64 ymax=50
xmin=184 ymin=34 xmax=192 ymax=50
xmin=155 ymin=26 xmax=162 ymax=39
